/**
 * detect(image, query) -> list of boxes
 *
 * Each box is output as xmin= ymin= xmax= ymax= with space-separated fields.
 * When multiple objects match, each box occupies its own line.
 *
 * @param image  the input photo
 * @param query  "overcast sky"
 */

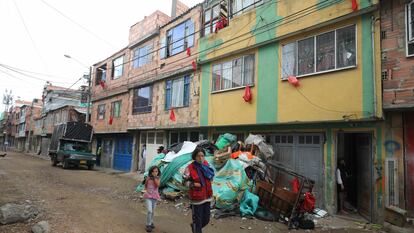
xmin=0 ymin=0 xmax=202 ymax=111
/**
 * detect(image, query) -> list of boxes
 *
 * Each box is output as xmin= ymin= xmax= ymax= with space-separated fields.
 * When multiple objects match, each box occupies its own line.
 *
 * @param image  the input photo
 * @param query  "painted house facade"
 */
xmin=380 ymin=0 xmax=414 ymax=218
xmin=90 ymin=2 xmax=204 ymax=172
xmin=198 ymin=0 xmax=384 ymax=222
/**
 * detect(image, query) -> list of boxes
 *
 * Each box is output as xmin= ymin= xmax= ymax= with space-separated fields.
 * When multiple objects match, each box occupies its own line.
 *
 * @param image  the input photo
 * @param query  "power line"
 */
xmin=0 ymin=63 xmax=72 ymax=80
xmin=91 ymin=0 xmax=343 ymax=89
xmin=92 ymin=0 xmax=340 ymax=77
xmin=12 ymin=0 xmax=48 ymax=70
xmin=89 ymin=0 xmax=337 ymax=98
xmin=40 ymin=0 xmax=117 ymax=49
xmin=0 ymin=69 xmax=37 ymax=88
xmin=0 ymin=64 xmax=73 ymax=84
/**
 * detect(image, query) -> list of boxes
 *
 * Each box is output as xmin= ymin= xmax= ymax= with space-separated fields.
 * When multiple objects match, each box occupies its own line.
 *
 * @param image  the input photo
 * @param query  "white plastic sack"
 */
xmin=162 ymin=141 xmax=197 ymax=162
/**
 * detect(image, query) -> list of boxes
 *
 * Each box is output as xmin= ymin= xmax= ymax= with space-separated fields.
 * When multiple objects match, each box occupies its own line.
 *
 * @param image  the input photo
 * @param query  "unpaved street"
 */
xmin=0 ymin=152 xmax=377 ymax=233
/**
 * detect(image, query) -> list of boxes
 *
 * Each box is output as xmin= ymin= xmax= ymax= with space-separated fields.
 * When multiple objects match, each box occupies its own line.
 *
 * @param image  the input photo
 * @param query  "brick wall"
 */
xmin=381 ymin=0 xmax=414 ymax=108
xmin=176 ymin=0 xmax=190 ymax=16
xmin=128 ymin=73 xmax=200 ymax=129
xmin=91 ymin=93 xmax=130 ymax=133
xmin=129 ymin=11 xmax=170 ymax=44
xmin=158 ymin=6 xmax=202 ymax=77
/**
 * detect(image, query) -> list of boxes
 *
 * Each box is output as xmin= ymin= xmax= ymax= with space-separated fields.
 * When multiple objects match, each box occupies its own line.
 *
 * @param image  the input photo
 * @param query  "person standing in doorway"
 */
xmin=140 ymin=144 xmax=147 ymax=174
xmin=3 ymin=140 xmax=8 ymax=152
xmin=183 ymin=147 xmax=215 ymax=233
xmin=337 ymin=159 xmax=347 ymax=214
xmin=143 ymin=165 xmax=161 ymax=232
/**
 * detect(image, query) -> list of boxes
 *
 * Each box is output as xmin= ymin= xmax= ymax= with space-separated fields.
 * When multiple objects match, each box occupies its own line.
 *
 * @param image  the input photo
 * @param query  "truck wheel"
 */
xmin=87 ymin=164 xmax=94 ymax=170
xmin=51 ymin=157 xmax=58 ymax=167
xmin=62 ymin=160 xmax=69 ymax=169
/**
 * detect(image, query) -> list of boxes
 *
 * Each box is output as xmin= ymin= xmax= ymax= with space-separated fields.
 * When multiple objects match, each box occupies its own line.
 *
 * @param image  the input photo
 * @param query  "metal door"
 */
xmin=355 ymin=134 xmax=372 ymax=220
xmin=271 ymin=134 xmax=324 ymax=207
xmin=142 ymin=131 xmax=164 ymax=169
xmin=114 ymin=137 xmax=133 ymax=172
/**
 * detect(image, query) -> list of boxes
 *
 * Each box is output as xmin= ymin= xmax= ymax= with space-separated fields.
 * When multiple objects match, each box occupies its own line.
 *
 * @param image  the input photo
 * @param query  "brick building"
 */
xmin=381 ymin=0 xmax=414 ymax=217
xmin=90 ymin=1 xmax=204 ymax=172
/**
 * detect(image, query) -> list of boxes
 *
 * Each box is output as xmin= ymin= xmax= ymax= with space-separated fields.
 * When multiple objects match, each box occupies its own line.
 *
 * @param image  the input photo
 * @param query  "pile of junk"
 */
xmin=136 ymin=133 xmax=317 ymax=230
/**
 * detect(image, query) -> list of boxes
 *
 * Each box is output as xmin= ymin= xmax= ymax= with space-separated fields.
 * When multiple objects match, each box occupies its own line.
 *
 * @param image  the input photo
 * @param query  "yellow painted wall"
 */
xmin=278 ymin=18 xmax=364 ymax=122
xmin=208 ymin=50 xmax=258 ymax=125
xmin=202 ymin=0 xmax=379 ymax=61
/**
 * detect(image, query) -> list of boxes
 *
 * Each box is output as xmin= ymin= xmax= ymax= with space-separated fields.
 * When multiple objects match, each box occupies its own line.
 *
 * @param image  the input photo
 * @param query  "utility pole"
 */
xmin=86 ymin=66 xmax=92 ymax=123
xmin=2 ymin=89 xmax=13 ymax=112
xmin=26 ymin=99 xmax=36 ymax=153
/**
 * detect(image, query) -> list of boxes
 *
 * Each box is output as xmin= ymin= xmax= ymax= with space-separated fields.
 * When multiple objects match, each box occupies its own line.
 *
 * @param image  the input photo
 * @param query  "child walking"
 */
xmin=143 ymin=166 xmax=161 ymax=232
xmin=183 ymin=147 xmax=215 ymax=233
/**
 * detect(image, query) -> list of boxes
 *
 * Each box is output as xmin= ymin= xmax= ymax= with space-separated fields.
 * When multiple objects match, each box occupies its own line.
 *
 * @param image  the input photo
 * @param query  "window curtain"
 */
xmin=316 ymin=31 xmax=335 ymax=72
xmin=172 ymin=78 xmax=184 ymax=107
xmin=243 ymin=55 xmax=254 ymax=85
xmin=232 ymin=58 xmax=243 ymax=88
xmin=336 ymin=26 xmax=356 ymax=68
xmin=298 ymin=38 xmax=314 ymax=75
xmin=212 ymin=64 xmax=221 ymax=91
xmin=282 ymin=43 xmax=296 ymax=78
xmin=222 ymin=61 xmax=232 ymax=90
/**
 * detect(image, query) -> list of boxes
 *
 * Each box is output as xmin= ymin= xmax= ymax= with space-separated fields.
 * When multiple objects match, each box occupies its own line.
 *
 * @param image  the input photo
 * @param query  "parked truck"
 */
xmin=49 ymin=122 xmax=96 ymax=170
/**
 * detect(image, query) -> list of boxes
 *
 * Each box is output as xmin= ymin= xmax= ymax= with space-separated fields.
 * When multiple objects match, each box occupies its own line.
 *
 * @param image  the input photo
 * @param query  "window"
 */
xmin=97 ymin=104 xmax=105 ymax=120
xmin=161 ymin=20 xmax=194 ymax=58
xmin=281 ymin=25 xmax=356 ymax=79
xmin=406 ymin=1 xmax=414 ymax=56
xmin=111 ymin=101 xmax=121 ymax=118
xmin=231 ymin=0 xmax=263 ymax=16
xmin=112 ymin=56 xmax=124 ymax=79
xmin=133 ymin=44 xmax=152 ymax=68
xmin=212 ymin=54 xmax=255 ymax=92
xmin=204 ymin=3 xmax=228 ymax=36
xmin=95 ymin=64 xmax=107 ymax=85
xmin=133 ymin=86 xmax=152 ymax=114
xmin=165 ymin=75 xmax=190 ymax=109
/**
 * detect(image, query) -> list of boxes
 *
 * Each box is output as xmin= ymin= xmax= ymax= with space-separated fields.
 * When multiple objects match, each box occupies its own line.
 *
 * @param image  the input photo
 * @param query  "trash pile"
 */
xmin=136 ymin=133 xmax=317 ymax=230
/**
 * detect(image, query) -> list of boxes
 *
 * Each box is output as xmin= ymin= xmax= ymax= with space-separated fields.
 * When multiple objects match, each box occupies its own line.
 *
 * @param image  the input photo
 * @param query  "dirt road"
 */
xmin=0 ymin=152 xmax=378 ymax=233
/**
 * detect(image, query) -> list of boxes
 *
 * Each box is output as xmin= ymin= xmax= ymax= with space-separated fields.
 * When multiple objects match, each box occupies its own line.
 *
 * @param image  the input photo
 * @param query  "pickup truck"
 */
xmin=49 ymin=122 xmax=96 ymax=170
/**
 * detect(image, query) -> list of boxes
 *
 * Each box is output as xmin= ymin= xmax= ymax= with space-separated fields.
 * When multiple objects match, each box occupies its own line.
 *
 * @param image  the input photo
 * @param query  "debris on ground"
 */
xmin=31 ymin=220 xmax=50 ymax=233
xmin=0 ymin=203 xmax=39 ymax=225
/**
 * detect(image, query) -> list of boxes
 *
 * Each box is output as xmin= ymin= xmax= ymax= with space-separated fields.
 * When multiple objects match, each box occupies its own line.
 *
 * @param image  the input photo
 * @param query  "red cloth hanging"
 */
xmin=215 ymin=17 xmax=228 ymax=33
xmin=351 ymin=0 xmax=358 ymax=11
xmin=191 ymin=61 xmax=197 ymax=71
xmin=100 ymin=80 xmax=106 ymax=89
xmin=169 ymin=108 xmax=176 ymax=122
xmin=243 ymin=86 xmax=252 ymax=102
xmin=291 ymin=177 xmax=300 ymax=194
xmin=108 ymin=116 xmax=113 ymax=125
xmin=186 ymin=48 xmax=191 ymax=56
xmin=288 ymin=76 xmax=300 ymax=87
xmin=300 ymin=192 xmax=316 ymax=213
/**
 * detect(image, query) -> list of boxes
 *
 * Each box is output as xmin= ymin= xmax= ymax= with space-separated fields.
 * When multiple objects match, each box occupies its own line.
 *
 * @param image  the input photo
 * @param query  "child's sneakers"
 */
xmin=145 ymin=225 xmax=152 ymax=232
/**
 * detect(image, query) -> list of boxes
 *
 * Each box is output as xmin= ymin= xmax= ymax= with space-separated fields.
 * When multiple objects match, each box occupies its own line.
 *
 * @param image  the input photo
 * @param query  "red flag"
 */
xmin=169 ymin=108 xmax=176 ymax=122
xmin=288 ymin=76 xmax=300 ymax=87
xmin=351 ymin=0 xmax=358 ymax=11
xmin=191 ymin=61 xmax=197 ymax=71
xmin=100 ymin=80 xmax=106 ymax=89
xmin=186 ymin=48 xmax=191 ymax=56
xmin=243 ymin=86 xmax=252 ymax=102
xmin=109 ymin=116 xmax=113 ymax=125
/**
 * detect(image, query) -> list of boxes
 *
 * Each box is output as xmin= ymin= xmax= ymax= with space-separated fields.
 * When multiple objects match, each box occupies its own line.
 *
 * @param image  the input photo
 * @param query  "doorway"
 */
xmin=336 ymin=132 xmax=373 ymax=221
